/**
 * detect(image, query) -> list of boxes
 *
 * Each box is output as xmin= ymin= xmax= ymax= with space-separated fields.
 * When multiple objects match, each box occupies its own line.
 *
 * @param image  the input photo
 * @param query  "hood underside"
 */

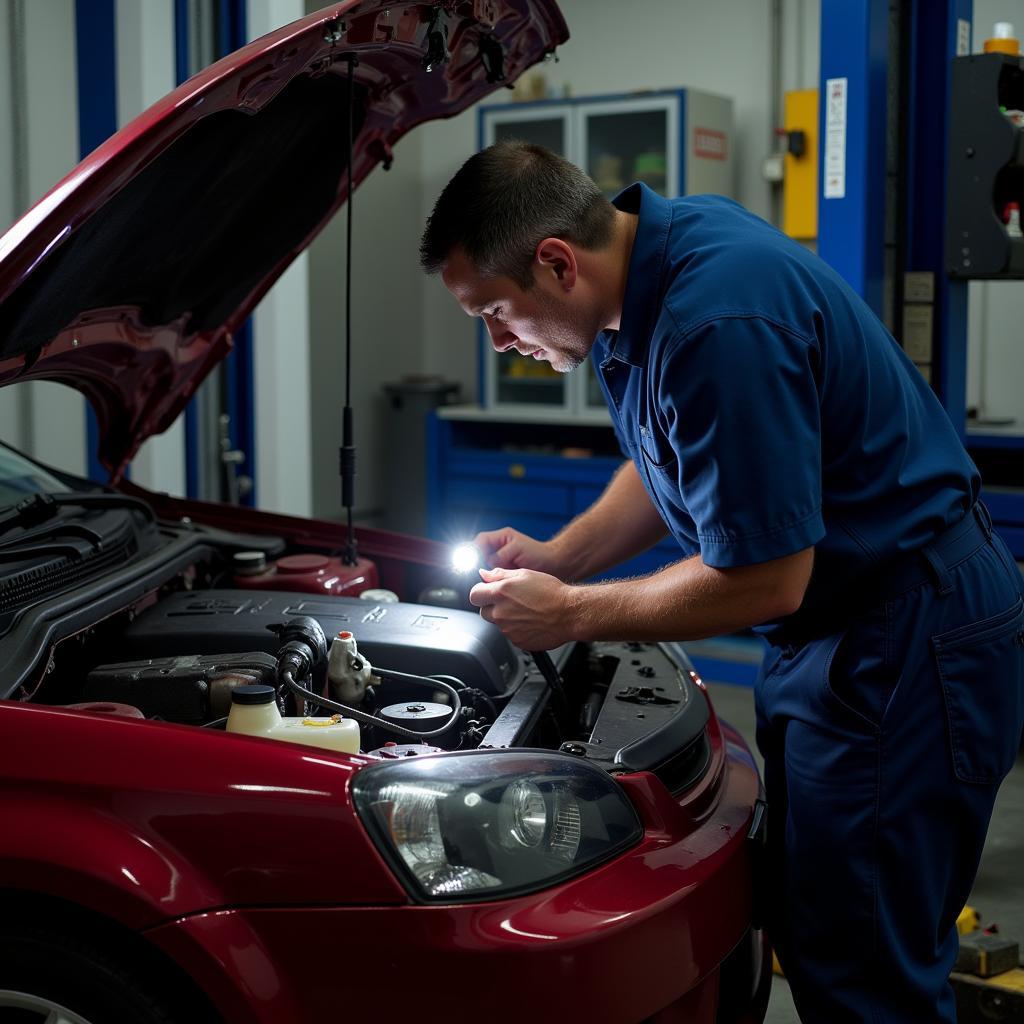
xmin=0 ymin=0 xmax=567 ymax=478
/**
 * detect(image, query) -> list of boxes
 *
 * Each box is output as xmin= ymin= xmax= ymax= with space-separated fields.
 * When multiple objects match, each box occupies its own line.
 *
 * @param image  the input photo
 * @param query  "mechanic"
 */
xmin=420 ymin=140 xmax=1024 ymax=1022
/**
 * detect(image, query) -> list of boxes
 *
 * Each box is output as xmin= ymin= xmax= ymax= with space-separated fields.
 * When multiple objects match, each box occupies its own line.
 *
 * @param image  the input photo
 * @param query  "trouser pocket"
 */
xmin=932 ymin=596 xmax=1024 ymax=784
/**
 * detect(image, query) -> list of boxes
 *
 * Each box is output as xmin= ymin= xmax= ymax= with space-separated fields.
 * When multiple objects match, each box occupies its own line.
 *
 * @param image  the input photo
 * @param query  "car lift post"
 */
xmin=818 ymin=0 xmax=970 ymax=431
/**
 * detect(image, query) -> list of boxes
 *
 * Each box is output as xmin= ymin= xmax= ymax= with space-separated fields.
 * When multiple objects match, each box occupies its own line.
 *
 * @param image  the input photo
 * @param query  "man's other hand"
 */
xmin=472 ymin=527 xmax=561 ymax=576
xmin=468 ymin=566 xmax=574 ymax=650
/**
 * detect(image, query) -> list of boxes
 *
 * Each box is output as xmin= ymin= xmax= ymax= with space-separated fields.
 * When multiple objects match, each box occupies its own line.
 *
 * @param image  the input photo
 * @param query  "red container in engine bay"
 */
xmin=232 ymin=552 xmax=379 ymax=597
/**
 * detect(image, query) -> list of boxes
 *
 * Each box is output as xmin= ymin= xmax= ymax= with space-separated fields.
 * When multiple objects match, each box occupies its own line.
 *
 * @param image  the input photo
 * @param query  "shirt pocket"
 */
xmin=638 ymin=423 xmax=677 ymax=474
xmin=932 ymin=596 xmax=1024 ymax=785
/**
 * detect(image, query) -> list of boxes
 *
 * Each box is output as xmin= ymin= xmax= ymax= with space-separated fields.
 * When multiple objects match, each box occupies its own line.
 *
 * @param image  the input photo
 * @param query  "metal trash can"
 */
xmin=381 ymin=376 xmax=460 ymax=535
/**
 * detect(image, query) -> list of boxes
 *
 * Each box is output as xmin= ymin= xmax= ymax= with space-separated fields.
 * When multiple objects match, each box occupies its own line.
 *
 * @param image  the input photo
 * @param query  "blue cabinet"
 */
xmin=426 ymin=409 xmax=681 ymax=580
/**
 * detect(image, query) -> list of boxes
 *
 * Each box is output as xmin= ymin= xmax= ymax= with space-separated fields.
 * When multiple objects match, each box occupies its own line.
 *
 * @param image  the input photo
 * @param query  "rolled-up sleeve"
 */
xmin=660 ymin=316 xmax=825 ymax=568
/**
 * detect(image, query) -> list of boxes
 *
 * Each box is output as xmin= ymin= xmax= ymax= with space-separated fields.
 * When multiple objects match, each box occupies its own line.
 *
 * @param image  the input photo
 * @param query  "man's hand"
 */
xmin=468 ymin=566 xmax=575 ymax=650
xmin=473 ymin=527 xmax=562 ymax=576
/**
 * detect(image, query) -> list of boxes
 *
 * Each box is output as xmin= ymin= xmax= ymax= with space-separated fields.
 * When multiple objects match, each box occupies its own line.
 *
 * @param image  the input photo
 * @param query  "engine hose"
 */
xmin=422 ymin=672 xmax=499 ymax=720
xmin=426 ymin=672 xmax=468 ymax=690
xmin=373 ymin=666 xmax=462 ymax=702
xmin=279 ymin=668 xmax=463 ymax=742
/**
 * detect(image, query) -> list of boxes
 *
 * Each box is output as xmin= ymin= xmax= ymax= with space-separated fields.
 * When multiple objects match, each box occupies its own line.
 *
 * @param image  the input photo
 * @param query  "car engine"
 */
xmin=1 ymin=493 xmax=711 ymax=789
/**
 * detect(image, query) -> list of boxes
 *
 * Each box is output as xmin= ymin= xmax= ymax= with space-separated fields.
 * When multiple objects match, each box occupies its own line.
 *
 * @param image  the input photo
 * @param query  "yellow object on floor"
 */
xmin=957 ymin=905 xmax=980 ymax=936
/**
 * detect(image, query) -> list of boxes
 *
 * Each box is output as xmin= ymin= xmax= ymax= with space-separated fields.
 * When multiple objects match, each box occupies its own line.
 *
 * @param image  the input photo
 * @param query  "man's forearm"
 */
xmin=567 ymin=547 xmax=814 ymax=642
xmin=549 ymin=461 xmax=668 ymax=581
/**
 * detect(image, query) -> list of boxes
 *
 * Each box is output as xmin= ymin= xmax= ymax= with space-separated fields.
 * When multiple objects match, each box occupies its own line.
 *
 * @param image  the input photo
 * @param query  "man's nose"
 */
xmin=484 ymin=316 xmax=518 ymax=353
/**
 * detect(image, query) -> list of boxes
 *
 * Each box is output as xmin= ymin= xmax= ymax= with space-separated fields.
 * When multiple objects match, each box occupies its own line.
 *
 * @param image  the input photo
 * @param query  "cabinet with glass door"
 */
xmin=477 ymin=88 xmax=734 ymax=420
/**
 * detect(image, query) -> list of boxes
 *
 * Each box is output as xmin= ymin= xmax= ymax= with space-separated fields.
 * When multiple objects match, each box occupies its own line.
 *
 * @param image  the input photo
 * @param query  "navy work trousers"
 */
xmin=755 ymin=511 xmax=1024 ymax=1021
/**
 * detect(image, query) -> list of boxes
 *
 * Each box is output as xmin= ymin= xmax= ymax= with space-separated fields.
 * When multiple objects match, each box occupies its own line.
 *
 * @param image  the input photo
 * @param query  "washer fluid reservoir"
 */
xmin=227 ymin=684 xmax=360 ymax=754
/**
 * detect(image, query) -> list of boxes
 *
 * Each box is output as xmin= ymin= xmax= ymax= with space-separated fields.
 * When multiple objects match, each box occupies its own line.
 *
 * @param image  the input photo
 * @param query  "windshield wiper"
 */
xmin=0 ymin=541 xmax=90 ymax=562
xmin=0 ymin=492 xmax=155 ymax=539
xmin=0 ymin=521 xmax=106 ymax=554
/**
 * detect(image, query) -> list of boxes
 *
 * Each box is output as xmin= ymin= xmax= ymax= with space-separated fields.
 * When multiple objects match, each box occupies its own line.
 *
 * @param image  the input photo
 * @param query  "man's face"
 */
xmin=441 ymin=246 xmax=597 ymax=373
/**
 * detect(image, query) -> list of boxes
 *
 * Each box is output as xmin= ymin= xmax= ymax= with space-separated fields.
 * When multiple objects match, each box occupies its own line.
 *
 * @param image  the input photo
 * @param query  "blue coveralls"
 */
xmin=593 ymin=183 xmax=1024 ymax=1021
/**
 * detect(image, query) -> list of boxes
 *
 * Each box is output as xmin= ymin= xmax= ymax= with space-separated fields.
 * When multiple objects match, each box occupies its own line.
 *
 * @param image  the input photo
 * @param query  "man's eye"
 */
xmin=489 ymin=308 xmax=503 ymax=320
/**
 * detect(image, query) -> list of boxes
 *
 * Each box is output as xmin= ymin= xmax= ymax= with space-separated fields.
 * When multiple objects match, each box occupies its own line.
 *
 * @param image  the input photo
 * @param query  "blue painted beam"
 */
xmin=905 ymin=0 xmax=971 ymax=434
xmin=818 ymin=0 xmax=889 ymax=316
xmin=74 ymin=0 xmax=118 ymax=483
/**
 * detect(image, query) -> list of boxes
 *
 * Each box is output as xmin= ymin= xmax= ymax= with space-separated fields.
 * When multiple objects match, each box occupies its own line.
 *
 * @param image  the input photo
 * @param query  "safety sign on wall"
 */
xmin=824 ymin=77 xmax=847 ymax=199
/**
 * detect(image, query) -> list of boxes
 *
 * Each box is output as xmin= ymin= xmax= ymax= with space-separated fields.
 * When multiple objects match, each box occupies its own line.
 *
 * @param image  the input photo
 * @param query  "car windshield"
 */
xmin=0 ymin=445 xmax=69 ymax=508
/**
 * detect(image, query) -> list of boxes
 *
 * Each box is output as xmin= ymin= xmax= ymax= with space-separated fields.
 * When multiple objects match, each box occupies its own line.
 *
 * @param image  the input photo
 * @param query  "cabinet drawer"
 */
xmin=446 ymin=477 xmax=571 ymax=516
xmin=449 ymin=449 xmax=621 ymax=485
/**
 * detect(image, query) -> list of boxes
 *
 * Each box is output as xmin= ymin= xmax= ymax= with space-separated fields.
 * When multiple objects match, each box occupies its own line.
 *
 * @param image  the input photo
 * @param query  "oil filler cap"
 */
xmin=379 ymin=701 xmax=452 ymax=732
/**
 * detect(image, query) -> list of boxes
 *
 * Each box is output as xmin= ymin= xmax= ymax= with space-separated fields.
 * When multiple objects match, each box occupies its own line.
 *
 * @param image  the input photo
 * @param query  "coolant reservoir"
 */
xmin=327 ymin=630 xmax=374 ymax=704
xmin=226 ymin=684 xmax=360 ymax=754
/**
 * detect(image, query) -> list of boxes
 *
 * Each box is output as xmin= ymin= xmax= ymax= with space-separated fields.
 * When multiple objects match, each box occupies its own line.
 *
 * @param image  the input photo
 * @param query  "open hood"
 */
xmin=0 ymin=1 xmax=567 ymax=479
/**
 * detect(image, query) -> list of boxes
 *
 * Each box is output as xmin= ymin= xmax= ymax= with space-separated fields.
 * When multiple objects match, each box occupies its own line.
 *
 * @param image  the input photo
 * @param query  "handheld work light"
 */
xmin=451 ymin=543 xmax=481 ymax=575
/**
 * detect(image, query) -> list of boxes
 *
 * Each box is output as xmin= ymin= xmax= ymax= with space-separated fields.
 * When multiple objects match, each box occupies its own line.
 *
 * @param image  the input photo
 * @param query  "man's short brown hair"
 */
xmin=420 ymin=141 xmax=615 ymax=289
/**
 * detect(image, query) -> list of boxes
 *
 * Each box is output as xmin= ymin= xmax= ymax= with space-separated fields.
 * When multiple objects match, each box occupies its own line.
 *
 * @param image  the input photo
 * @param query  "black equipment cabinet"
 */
xmin=947 ymin=52 xmax=1024 ymax=279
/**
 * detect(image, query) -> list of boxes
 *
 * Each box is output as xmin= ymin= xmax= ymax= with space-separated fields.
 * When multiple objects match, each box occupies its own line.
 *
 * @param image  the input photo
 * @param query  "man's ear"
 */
xmin=535 ymin=237 xmax=578 ymax=289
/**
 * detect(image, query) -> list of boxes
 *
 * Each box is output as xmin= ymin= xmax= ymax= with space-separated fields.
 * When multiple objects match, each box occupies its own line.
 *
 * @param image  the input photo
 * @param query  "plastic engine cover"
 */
xmin=119 ymin=590 xmax=522 ymax=695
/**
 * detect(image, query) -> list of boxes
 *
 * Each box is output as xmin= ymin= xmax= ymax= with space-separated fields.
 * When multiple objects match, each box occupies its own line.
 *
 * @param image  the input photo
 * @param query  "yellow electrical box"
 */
xmin=782 ymin=88 xmax=819 ymax=240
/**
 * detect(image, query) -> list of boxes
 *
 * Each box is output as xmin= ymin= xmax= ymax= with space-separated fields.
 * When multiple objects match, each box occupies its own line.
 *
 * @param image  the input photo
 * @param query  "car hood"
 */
xmin=0 ymin=1 xmax=567 ymax=479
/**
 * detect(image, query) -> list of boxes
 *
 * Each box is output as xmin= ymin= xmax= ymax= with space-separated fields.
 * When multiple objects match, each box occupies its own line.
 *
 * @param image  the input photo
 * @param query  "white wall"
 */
xmin=0 ymin=5 xmax=16 ymax=235
xmin=307 ymin=129 xmax=426 ymax=522
xmin=0 ymin=3 xmax=18 ymax=445
xmin=967 ymin=2 xmax=1024 ymax=427
xmin=781 ymin=0 xmax=821 ymax=93
xmin=250 ymin=0 xmax=314 ymax=517
xmin=4 ymin=0 xmax=86 ymax=477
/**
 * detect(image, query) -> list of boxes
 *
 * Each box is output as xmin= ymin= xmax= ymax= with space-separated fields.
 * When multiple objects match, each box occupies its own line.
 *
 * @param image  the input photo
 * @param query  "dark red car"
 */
xmin=0 ymin=4 xmax=770 ymax=1021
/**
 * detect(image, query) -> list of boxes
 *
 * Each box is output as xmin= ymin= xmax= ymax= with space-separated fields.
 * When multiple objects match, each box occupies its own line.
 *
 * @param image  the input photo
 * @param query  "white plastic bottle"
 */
xmin=327 ymin=630 xmax=374 ymax=704
xmin=227 ymin=684 xmax=360 ymax=754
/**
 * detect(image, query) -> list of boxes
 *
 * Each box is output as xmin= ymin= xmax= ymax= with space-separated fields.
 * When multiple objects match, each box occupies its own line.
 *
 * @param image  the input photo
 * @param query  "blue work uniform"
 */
xmin=593 ymin=183 xmax=1024 ymax=1022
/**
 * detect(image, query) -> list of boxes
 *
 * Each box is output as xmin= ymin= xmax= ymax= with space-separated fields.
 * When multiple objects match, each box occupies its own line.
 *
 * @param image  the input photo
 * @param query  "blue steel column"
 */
xmin=818 ymin=0 xmax=889 ymax=317
xmin=173 ymin=0 xmax=202 ymax=499
xmin=74 ymin=0 xmax=117 ymax=483
xmin=221 ymin=0 xmax=257 ymax=507
xmin=904 ymin=0 xmax=971 ymax=433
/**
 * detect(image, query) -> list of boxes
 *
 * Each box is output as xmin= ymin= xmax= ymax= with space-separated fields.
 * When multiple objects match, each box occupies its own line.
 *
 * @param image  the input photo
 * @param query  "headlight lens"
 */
xmin=499 ymin=780 xmax=549 ymax=851
xmin=352 ymin=751 xmax=642 ymax=902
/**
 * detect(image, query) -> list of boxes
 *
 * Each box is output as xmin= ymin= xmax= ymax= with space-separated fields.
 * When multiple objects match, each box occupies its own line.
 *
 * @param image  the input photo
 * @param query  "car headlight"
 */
xmin=352 ymin=751 xmax=643 ymax=902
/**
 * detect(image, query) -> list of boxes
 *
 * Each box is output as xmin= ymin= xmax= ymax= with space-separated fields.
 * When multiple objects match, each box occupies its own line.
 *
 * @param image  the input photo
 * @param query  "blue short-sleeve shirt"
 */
xmin=593 ymin=184 xmax=980 ymax=625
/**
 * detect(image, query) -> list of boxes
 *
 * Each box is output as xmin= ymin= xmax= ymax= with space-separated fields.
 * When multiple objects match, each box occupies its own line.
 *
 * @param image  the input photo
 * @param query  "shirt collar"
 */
xmin=607 ymin=182 xmax=673 ymax=367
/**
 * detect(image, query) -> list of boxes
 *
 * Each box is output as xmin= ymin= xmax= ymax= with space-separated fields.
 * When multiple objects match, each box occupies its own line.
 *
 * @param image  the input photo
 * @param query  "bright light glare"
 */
xmin=451 ymin=543 xmax=480 ymax=574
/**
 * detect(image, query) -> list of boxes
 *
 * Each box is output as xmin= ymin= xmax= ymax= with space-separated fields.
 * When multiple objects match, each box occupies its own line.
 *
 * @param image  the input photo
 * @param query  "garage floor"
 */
xmin=704 ymin=680 xmax=1024 ymax=1023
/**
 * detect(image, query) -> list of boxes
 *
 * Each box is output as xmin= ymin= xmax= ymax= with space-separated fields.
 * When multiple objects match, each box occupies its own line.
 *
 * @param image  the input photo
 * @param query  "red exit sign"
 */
xmin=694 ymin=127 xmax=727 ymax=160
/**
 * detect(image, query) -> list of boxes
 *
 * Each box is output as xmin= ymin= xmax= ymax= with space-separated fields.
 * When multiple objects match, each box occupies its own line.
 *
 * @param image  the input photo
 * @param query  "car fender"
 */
xmin=0 ymin=702 xmax=409 ymax=919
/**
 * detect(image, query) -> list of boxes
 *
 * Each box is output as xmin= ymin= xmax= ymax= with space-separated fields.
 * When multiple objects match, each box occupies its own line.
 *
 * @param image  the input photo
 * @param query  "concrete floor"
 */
xmin=704 ymin=680 xmax=1024 ymax=1023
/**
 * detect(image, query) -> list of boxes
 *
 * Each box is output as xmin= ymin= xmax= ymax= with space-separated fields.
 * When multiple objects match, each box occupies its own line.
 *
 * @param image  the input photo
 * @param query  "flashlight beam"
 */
xmin=451 ymin=543 xmax=481 ymax=575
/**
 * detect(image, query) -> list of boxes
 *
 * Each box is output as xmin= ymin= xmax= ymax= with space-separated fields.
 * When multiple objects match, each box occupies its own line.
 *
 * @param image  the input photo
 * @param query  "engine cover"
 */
xmin=120 ymin=590 xmax=522 ymax=695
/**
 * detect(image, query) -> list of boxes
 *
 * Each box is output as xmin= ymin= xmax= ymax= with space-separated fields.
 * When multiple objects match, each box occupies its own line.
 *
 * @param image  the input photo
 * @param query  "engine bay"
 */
xmin=1 ymin=495 xmax=711 ymax=789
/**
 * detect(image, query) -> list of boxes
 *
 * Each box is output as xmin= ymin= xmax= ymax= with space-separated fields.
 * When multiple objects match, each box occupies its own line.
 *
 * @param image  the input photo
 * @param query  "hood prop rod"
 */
xmin=340 ymin=53 xmax=359 ymax=566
